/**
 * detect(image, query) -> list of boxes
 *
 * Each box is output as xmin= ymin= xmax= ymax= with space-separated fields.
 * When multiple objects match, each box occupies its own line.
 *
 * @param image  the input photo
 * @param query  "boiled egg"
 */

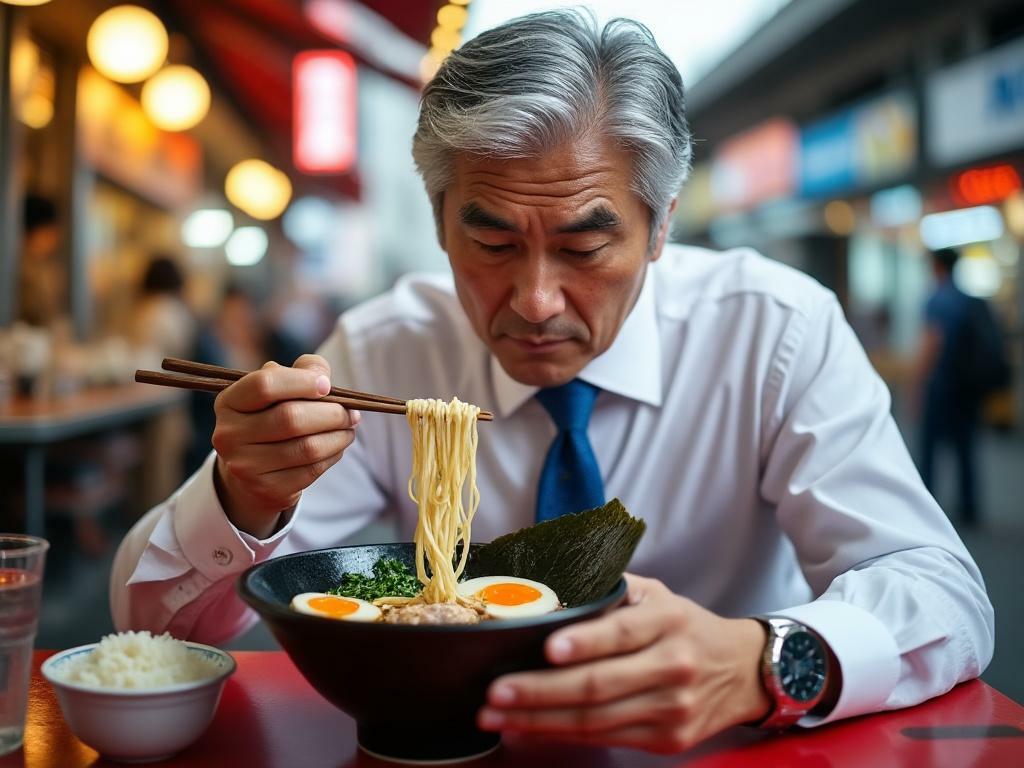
xmin=457 ymin=576 xmax=560 ymax=619
xmin=290 ymin=593 xmax=382 ymax=622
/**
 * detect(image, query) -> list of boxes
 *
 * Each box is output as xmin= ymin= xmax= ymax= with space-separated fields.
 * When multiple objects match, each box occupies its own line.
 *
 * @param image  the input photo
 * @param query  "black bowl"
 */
xmin=239 ymin=543 xmax=627 ymax=763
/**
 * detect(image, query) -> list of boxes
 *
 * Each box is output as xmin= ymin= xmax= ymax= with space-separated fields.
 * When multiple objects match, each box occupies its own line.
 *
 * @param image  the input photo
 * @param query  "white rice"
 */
xmin=54 ymin=631 xmax=225 ymax=689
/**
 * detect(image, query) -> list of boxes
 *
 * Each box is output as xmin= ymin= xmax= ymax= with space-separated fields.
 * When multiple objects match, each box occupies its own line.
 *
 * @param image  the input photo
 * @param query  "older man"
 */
xmin=112 ymin=11 xmax=992 ymax=755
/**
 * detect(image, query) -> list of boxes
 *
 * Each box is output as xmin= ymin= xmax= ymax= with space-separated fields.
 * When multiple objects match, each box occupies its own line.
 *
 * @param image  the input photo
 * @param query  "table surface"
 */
xmin=0 ymin=384 xmax=185 ymax=443
xmin=7 ymin=650 xmax=1023 ymax=768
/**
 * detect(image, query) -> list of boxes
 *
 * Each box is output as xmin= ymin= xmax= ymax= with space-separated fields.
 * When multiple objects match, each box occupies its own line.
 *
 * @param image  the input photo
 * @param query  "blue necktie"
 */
xmin=535 ymin=380 xmax=605 ymax=522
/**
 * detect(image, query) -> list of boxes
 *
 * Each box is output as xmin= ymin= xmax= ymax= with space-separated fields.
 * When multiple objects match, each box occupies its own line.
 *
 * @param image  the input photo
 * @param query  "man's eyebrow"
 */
xmin=458 ymin=203 xmax=517 ymax=231
xmin=557 ymin=206 xmax=621 ymax=233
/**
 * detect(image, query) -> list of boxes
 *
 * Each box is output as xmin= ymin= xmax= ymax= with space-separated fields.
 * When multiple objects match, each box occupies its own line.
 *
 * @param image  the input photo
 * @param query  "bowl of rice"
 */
xmin=41 ymin=631 xmax=236 ymax=763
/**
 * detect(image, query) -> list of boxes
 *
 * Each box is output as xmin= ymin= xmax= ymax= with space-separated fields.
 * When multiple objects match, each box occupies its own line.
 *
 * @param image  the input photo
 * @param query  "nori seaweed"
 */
xmin=464 ymin=499 xmax=646 ymax=608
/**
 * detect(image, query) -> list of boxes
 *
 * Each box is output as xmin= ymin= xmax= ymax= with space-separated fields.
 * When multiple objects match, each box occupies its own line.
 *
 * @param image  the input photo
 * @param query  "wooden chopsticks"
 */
xmin=134 ymin=359 xmax=494 ymax=421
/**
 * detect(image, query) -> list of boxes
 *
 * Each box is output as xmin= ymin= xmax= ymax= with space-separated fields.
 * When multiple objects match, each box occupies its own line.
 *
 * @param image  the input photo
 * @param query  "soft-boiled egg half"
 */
xmin=290 ymin=593 xmax=382 ymax=622
xmin=457 ymin=576 xmax=560 ymax=619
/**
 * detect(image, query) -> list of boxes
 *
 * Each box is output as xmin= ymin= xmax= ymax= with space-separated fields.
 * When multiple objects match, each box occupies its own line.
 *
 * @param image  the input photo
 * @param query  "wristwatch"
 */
xmin=754 ymin=617 xmax=831 ymax=729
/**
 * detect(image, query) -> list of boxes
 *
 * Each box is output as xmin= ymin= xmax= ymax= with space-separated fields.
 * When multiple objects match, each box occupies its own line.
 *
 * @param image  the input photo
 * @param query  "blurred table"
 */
xmin=0 ymin=384 xmax=185 ymax=536
xmin=8 ymin=650 xmax=1023 ymax=767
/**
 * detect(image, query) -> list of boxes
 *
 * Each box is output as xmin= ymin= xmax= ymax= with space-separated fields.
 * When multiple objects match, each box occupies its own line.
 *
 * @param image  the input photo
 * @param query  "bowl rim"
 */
xmin=239 ymin=543 xmax=628 ymax=633
xmin=41 ymin=640 xmax=237 ymax=696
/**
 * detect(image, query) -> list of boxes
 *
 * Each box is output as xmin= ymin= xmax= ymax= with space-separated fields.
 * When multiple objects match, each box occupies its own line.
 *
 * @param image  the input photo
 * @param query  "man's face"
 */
xmin=442 ymin=133 xmax=667 ymax=388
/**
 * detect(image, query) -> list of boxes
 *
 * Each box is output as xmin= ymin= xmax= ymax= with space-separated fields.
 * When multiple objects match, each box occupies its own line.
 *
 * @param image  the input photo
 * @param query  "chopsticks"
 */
xmin=135 ymin=359 xmax=494 ymax=421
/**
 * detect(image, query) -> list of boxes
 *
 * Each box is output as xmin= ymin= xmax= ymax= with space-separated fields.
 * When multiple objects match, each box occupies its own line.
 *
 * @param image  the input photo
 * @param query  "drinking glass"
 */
xmin=0 ymin=535 xmax=47 ymax=756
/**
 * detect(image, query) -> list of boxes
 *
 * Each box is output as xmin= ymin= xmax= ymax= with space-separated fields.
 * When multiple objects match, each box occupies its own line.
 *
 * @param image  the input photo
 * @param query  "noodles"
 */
xmin=405 ymin=397 xmax=481 ymax=605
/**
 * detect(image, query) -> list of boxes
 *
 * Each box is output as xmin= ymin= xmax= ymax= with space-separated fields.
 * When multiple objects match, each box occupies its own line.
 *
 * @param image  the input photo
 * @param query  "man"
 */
xmin=112 ymin=11 xmax=992 ymax=755
xmin=18 ymin=194 xmax=64 ymax=328
xmin=916 ymin=248 xmax=1004 ymax=526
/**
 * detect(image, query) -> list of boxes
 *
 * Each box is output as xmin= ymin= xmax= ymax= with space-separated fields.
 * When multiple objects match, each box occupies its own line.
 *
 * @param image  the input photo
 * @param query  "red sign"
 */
xmin=711 ymin=118 xmax=798 ymax=211
xmin=293 ymin=50 xmax=357 ymax=174
xmin=950 ymin=164 xmax=1022 ymax=206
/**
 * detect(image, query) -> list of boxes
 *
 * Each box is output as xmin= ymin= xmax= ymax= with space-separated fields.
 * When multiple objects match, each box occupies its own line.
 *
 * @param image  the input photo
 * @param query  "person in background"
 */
xmin=187 ymin=285 xmax=268 ymax=475
xmin=17 ymin=194 xmax=65 ymax=328
xmin=130 ymin=256 xmax=196 ymax=509
xmin=915 ymin=248 xmax=1011 ymax=527
xmin=130 ymin=256 xmax=196 ymax=364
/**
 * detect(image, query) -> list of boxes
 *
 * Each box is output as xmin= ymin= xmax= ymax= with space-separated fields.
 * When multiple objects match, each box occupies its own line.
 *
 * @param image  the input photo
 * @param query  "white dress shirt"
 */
xmin=110 ymin=244 xmax=993 ymax=726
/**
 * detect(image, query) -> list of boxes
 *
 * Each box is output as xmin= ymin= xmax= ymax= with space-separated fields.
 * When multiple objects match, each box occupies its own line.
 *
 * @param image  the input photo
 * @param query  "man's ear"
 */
xmin=650 ymin=198 xmax=677 ymax=262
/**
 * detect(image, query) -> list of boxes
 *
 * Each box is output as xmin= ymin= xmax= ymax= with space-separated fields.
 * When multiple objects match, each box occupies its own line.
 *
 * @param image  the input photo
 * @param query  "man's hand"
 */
xmin=478 ymin=574 xmax=771 ymax=754
xmin=211 ymin=354 xmax=360 ymax=539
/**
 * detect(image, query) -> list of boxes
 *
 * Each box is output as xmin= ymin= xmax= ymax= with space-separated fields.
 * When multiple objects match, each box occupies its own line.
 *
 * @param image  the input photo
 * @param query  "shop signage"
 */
xmin=799 ymin=90 xmax=916 ymax=198
xmin=710 ymin=118 xmax=798 ymax=211
xmin=950 ymin=164 xmax=1022 ymax=207
xmin=294 ymin=50 xmax=357 ymax=174
xmin=927 ymin=36 xmax=1024 ymax=166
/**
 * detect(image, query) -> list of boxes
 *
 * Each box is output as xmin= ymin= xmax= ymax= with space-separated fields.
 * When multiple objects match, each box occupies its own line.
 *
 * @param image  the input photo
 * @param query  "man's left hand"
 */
xmin=478 ymin=574 xmax=772 ymax=754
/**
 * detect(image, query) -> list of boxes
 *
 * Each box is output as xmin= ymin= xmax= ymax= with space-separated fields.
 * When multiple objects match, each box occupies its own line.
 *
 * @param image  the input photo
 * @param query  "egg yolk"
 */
xmin=308 ymin=596 xmax=360 ymax=618
xmin=478 ymin=583 xmax=542 ymax=606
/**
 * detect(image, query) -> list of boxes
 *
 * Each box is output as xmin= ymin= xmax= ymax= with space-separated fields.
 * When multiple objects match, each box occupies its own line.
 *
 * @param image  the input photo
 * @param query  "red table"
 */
xmin=8 ymin=651 xmax=1023 ymax=767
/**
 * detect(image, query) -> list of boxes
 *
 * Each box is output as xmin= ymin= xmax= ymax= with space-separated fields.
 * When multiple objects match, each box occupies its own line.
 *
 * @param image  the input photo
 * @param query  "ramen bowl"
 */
xmin=239 ymin=543 xmax=627 ymax=764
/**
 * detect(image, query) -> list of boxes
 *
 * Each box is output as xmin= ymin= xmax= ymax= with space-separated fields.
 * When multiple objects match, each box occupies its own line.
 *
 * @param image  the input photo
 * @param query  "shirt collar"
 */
xmin=490 ymin=265 xmax=662 ymax=417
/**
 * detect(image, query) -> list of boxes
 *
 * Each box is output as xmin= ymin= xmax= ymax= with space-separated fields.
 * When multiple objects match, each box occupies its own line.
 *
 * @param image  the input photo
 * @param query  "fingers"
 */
xmin=257 ymin=450 xmax=349 ymax=499
xmin=292 ymin=353 xmax=331 ymax=377
xmin=217 ymin=359 xmax=333 ymax=414
xmin=543 ymin=591 xmax=669 ymax=666
xmin=224 ymin=429 xmax=357 ymax=475
xmin=216 ymin=400 xmax=359 ymax=449
xmin=487 ymin=644 xmax=676 ymax=709
xmin=623 ymin=572 xmax=655 ymax=606
xmin=479 ymin=685 xmax=693 ymax=740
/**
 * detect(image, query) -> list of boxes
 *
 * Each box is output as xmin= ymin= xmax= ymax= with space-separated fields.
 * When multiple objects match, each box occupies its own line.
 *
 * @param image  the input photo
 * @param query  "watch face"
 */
xmin=780 ymin=630 xmax=826 ymax=702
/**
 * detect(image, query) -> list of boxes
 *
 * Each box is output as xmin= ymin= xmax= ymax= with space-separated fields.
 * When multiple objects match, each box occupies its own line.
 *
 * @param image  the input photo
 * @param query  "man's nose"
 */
xmin=509 ymin=256 xmax=565 ymax=325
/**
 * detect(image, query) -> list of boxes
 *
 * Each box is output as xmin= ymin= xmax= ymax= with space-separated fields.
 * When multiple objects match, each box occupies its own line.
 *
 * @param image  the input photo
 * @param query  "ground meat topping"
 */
xmin=382 ymin=602 xmax=481 ymax=625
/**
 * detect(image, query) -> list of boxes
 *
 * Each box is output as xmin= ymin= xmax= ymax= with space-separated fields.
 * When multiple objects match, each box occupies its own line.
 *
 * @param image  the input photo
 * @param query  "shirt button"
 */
xmin=212 ymin=547 xmax=233 ymax=566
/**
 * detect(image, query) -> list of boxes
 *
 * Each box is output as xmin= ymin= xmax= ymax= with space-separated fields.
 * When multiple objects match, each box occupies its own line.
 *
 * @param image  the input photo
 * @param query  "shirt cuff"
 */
xmin=769 ymin=598 xmax=901 ymax=727
xmin=172 ymin=452 xmax=298 ymax=581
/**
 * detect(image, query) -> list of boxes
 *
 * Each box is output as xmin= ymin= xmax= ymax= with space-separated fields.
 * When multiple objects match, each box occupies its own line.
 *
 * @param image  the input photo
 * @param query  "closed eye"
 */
xmin=475 ymin=241 xmax=514 ymax=254
xmin=563 ymin=245 xmax=606 ymax=258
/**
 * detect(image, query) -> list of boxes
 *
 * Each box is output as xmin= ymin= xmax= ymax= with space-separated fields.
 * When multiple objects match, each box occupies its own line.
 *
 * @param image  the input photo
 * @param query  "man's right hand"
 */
xmin=210 ymin=354 xmax=360 ymax=539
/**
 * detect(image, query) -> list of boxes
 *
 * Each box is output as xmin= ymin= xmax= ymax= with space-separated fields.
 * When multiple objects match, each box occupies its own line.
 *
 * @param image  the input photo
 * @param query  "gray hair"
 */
xmin=412 ymin=9 xmax=692 ymax=252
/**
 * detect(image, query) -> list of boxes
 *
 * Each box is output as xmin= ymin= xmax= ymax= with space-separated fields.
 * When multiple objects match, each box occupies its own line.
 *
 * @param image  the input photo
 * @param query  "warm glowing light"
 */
xmin=19 ymin=94 xmax=53 ymax=128
xmin=225 ymin=226 xmax=269 ymax=266
xmin=182 ymin=209 xmax=233 ymax=248
xmin=824 ymin=200 xmax=856 ymax=235
xmin=1003 ymin=193 xmax=1024 ymax=239
xmin=448 ymin=0 xmax=471 ymax=5
xmin=78 ymin=67 xmax=120 ymax=118
xmin=87 ymin=5 xmax=168 ymax=84
xmin=225 ymin=159 xmax=293 ymax=220
xmin=951 ymin=165 xmax=1022 ymax=207
xmin=1 ymin=1 xmax=53 ymax=6
xmin=10 ymin=37 xmax=39 ymax=101
xmin=437 ymin=4 xmax=469 ymax=30
xmin=430 ymin=26 xmax=461 ymax=53
xmin=141 ymin=65 xmax=211 ymax=131
xmin=293 ymin=51 xmax=357 ymax=174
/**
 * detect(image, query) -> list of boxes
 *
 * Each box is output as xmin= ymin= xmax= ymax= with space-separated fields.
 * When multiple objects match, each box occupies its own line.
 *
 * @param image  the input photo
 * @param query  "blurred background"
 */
xmin=0 ymin=0 xmax=1020 ymax=701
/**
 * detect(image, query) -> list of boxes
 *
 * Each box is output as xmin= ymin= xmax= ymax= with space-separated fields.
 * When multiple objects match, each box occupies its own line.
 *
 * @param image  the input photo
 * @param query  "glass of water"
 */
xmin=0 ymin=536 xmax=47 ymax=756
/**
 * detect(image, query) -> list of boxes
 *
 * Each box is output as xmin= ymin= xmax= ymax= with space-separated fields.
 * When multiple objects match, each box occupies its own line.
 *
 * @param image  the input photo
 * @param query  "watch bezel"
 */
xmin=757 ymin=617 xmax=829 ymax=729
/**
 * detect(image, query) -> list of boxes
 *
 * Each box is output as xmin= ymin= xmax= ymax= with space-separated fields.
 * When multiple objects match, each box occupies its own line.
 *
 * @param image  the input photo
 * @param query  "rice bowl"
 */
xmin=42 ymin=637 xmax=236 ymax=763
